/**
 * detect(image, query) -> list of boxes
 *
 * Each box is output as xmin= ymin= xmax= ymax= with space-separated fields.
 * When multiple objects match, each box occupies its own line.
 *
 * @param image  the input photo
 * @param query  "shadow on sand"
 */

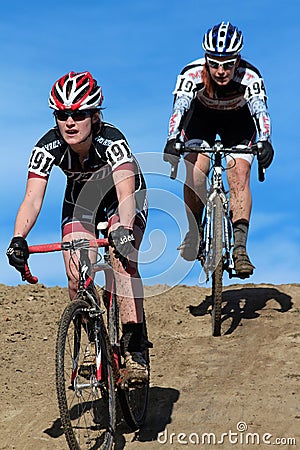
xmin=43 ymin=385 xmax=180 ymax=449
xmin=114 ymin=386 xmax=179 ymax=448
xmin=188 ymin=286 xmax=293 ymax=335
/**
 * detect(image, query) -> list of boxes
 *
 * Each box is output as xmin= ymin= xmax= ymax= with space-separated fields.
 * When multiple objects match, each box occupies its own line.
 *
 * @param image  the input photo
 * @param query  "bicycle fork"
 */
xmin=73 ymin=306 xmax=107 ymax=396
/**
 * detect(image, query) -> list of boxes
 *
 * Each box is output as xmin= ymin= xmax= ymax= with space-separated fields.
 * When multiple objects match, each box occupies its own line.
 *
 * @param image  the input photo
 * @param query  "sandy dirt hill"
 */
xmin=1 ymin=282 xmax=299 ymax=449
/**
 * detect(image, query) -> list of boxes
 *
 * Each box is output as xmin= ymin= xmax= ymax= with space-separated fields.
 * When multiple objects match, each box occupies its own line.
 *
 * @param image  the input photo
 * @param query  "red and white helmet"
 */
xmin=49 ymin=71 xmax=103 ymax=110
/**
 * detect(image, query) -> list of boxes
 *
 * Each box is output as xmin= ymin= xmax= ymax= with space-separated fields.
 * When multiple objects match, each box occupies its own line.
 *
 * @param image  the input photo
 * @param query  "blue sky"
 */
xmin=1 ymin=0 xmax=299 ymax=289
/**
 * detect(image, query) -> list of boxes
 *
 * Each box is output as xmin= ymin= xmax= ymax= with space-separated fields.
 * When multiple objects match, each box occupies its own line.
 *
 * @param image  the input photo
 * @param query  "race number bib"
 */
xmin=244 ymin=78 xmax=266 ymax=101
xmin=28 ymin=147 xmax=55 ymax=177
xmin=173 ymin=75 xmax=196 ymax=98
xmin=105 ymin=139 xmax=133 ymax=169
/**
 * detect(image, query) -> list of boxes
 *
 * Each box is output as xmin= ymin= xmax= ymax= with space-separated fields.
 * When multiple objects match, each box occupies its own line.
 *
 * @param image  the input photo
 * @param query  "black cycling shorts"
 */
xmin=183 ymin=98 xmax=256 ymax=147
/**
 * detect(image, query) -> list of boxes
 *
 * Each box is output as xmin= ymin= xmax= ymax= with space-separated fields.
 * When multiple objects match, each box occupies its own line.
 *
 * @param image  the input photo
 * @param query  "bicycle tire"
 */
xmin=211 ymin=195 xmax=224 ymax=336
xmin=117 ymin=313 xmax=150 ymax=430
xmin=104 ymin=272 xmax=150 ymax=431
xmin=56 ymin=299 xmax=116 ymax=450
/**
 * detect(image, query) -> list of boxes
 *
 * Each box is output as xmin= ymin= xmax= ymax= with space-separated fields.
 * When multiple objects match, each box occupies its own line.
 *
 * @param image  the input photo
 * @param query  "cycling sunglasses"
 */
xmin=54 ymin=110 xmax=93 ymax=121
xmin=206 ymin=56 xmax=238 ymax=70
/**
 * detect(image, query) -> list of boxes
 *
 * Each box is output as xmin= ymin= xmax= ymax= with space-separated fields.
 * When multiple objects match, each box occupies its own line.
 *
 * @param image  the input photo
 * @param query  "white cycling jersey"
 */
xmin=168 ymin=57 xmax=271 ymax=142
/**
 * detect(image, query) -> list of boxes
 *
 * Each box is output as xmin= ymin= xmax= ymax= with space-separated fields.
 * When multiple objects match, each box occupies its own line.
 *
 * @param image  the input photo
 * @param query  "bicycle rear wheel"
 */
xmin=56 ymin=299 xmax=116 ymax=450
xmin=105 ymin=270 xmax=150 ymax=431
xmin=117 ymin=314 xmax=150 ymax=430
xmin=211 ymin=195 xmax=224 ymax=336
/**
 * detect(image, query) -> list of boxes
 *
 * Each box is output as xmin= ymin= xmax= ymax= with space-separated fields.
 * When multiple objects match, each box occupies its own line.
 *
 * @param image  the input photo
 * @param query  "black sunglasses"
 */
xmin=54 ymin=110 xmax=93 ymax=121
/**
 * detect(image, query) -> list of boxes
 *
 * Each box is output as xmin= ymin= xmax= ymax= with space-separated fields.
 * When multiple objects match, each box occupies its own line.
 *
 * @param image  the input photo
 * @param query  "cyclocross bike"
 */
xmin=23 ymin=228 xmax=151 ymax=450
xmin=170 ymin=137 xmax=265 ymax=336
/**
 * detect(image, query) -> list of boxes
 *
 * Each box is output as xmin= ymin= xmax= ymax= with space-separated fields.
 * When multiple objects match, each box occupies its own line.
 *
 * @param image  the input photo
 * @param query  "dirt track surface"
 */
xmin=1 ymin=282 xmax=300 ymax=450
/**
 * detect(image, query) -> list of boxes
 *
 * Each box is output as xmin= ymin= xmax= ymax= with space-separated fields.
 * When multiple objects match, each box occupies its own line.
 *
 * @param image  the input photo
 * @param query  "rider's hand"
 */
xmin=257 ymin=141 xmax=274 ymax=169
xmin=163 ymin=138 xmax=180 ymax=166
xmin=108 ymin=226 xmax=135 ymax=262
xmin=6 ymin=237 xmax=29 ymax=273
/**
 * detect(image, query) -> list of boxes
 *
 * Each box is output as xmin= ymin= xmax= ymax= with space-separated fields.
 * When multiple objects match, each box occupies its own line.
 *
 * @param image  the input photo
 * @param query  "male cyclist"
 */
xmin=163 ymin=21 xmax=274 ymax=278
xmin=7 ymin=71 xmax=148 ymax=383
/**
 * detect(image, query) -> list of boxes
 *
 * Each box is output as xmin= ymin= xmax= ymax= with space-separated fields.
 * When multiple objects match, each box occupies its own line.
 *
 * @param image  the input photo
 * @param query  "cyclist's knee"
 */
xmin=185 ymin=155 xmax=209 ymax=188
xmin=228 ymin=160 xmax=250 ymax=188
xmin=65 ymin=273 xmax=78 ymax=300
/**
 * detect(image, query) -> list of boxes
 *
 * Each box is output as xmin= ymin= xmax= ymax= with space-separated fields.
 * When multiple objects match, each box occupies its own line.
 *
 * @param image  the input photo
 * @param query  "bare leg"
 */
xmin=62 ymin=229 xmax=97 ymax=300
xmin=179 ymin=153 xmax=210 ymax=261
xmin=227 ymin=158 xmax=255 ymax=276
xmin=109 ymin=223 xmax=149 ymax=381
xmin=184 ymin=153 xmax=210 ymax=229
xmin=227 ymin=158 xmax=252 ymax=223
xmin=109 ymin=223 xmax=144 ymax=324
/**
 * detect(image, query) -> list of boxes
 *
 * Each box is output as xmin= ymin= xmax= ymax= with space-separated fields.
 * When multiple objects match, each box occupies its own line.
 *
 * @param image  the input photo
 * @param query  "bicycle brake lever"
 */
xmin=170 ymin=161 xmax=179 ymax=179
xmin=258 ymin=164 xmax=265 ymax=182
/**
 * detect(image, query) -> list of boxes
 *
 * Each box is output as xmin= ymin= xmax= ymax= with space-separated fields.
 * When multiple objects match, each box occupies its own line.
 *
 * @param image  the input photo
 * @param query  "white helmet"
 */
xmin=202 ymin=22 xmax=244 ymax=56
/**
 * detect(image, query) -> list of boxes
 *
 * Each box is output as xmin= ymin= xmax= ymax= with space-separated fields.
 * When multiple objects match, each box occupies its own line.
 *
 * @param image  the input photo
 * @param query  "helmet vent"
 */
xmin=202 ymin=21 xmax=244 ymax=56
xmin=48 ymin=71 xmax=104 ymax=110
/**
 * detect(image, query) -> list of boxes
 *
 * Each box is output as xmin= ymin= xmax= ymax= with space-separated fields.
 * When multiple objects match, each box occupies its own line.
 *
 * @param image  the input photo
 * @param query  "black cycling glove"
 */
xmin=257 ymin=141 xmax=274 ymax=169
xmin=163 ymin=138 xmax=180 ymax=166
xmin=108 ymin=226 xmax=135 ymax=262
xmin=6 ymin=237 xmax=29 ymax=273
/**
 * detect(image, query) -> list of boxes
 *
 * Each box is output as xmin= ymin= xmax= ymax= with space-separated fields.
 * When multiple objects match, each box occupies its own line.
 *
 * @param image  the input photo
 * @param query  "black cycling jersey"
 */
xmin=27 ymin=121 xmax=147 ymax=232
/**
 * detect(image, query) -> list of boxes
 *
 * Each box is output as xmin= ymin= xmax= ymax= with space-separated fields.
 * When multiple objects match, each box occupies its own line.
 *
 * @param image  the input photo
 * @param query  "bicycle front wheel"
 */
xmin=56 ymin=299 xmax=116 ymax=450
xmin=211 ymin=195 xmax=224 ymax=336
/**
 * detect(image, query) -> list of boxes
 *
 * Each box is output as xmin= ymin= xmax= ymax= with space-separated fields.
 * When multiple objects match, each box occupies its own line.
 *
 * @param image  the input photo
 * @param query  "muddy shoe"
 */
xmin=177 ymin=230 xmax=201 ymax=261
xmin=78 ymin=342 xmax=96 ymax=378
xmin=233 ymin=247 xmax=255 ymax=278
xmin=124 ymin=351 xmax=148 ymax=385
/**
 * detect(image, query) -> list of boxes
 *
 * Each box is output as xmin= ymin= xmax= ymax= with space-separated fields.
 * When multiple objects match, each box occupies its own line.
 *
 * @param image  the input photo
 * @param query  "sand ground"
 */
xmin=1 ymin=282 xmax=299 ymax=449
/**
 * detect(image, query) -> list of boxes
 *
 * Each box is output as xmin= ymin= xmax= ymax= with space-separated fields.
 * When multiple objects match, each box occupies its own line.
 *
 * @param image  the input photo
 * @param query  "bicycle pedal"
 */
xmin=119 ymin=374 xmax=146 ymax=390
xmin=236 ymin=272 xmax=251 ymax=279
xmin=229 ymin=270 xmax=251 ymax=280
xmin=118 ymin=366 xmax=148 ymax=389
